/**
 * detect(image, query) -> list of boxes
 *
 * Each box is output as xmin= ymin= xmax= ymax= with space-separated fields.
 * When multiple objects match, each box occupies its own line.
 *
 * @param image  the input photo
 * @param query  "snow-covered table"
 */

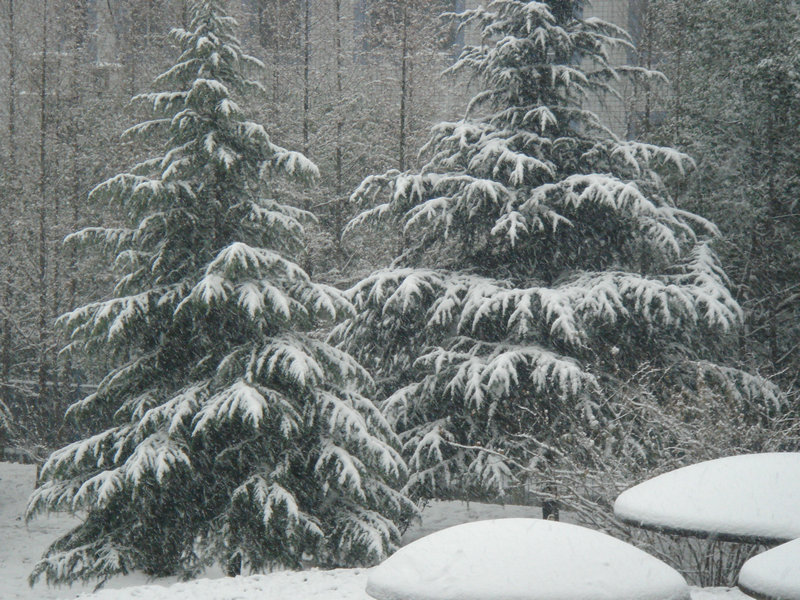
xmin=366 ymin=518 xmax=690 ymax=600
xmin=613 ymin=453 xmax=800 ymax=544
xmin=738 ymin=538 xmax=800 ymax=600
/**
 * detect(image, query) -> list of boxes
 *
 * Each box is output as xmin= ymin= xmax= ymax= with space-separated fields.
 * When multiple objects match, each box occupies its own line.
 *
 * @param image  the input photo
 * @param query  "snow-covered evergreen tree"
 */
xmin=336 ymin=0 xmax=786 ymax=503
xmin=27 ymin=0 xmax=412 ymax=585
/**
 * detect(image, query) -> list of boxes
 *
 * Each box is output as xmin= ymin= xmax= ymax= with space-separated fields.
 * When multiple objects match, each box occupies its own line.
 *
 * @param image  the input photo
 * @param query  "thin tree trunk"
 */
xmin=65 ymin=176 xmax=80 ymax=388
xmin=766 ymin=115 xmax=780 ymax=367
xmin=541 ymin=484 xmax=560 ymax=521
xmin=642 ymin=0 xmax=654 ymax=135
xmin=66 ymin=5 xmax=90 ymax=378
xmin=51 ymin=33 xmax=64 ymax=325
xmin=335 ymin=0 xmax=343 ymax=195
xmin=302 ymin=0 xmax=311 ymax=158
xmin=37 ymin=0 xmax=50 ymax=415
xmin=334 ymin=0 xmax=345 ymax=260
xmin=541 ymin=450 xmax=559 ymax=521
xmin=396 ymin=3 xmax=411 ymax=255
xmin=261 ymin=3 xmax=280 ymax=123
xmin=301 ymin=0 xmax=313 ymax=276
xmin=672 ymin=1 xmax=685 ymax=144
xmin=399 ymin=4 xmax=409 ymax=171
xmin=6 ymin=1 xmax=15 ymax=159
xmin=738 ymin=229 xmax=758 ymax=354
xmin=1 ymin=0 xmax=18 ymax=386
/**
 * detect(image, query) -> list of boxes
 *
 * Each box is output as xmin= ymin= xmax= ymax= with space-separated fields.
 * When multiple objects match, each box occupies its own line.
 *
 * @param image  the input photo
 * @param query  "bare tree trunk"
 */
xmin=333 ymin=0 xmax=345 ymax=260
xmin=255 ymin=2 xmax=281 ymax=122
xmin=51 ymin=32 xmax=65 ymax=328
xmin=765 ymin=114 xmax=780 ymax=368
xmin=642 ymin=0 xmax=654 ymax=135
xmin=542 ymin=483 xmax=560 ymax=521
xmin=399 ymin=3 xmax=409 ymax=171
xmin=1 ymin=0 xmax=18 ymax=387
xmin=738 ymin=229 xmax=758 ymax=354
xmin=334 ymin=0 xmax=343 ymax=196
xmin=302 ymin=0 xmax=311 ymax=158
xmin=65 ymin=1 xmax=91 ymax=379
xmin=37 ymin=0 xmax=51 ymax=417
xmin=541 ymin=450 xmax=560 ymax=521
xmin=394 ymin=2 xmax=413 ymax=257
xmin=300 ymin=0 xmax=313 ymax=276
xmin=224 ymin=553 xmax=242 ymax=577
xmin=672 ymin=1 xmax=686 ymax=144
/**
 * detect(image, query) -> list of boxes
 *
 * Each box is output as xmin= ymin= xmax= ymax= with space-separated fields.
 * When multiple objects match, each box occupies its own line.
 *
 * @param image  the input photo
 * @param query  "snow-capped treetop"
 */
xmin=349 ymin=0 xmax=698 ymax=282
xmin=614 ymin=453 xmax=800 ymax=543
xmin=75 ymin=0 xmax=317 ymax=295
xmin=738 ymin=537 xmax=800 ymax=600
xmin=367 ymin=519 xmax=689 ymax=600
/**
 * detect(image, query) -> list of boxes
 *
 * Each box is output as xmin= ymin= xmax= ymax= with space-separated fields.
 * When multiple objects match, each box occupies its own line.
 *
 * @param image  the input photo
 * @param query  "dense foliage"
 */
xmin=650 ymin=0 xmax=800 ymax=385
xmin=337 ymin=0 xmax=786 ymax=504
xmin=27 ymin=0 xmax=412 ymax=585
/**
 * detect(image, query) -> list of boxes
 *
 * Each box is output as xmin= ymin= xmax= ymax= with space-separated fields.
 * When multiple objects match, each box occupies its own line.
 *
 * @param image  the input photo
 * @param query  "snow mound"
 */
xmin=614 ymin=453 xmax=800 ymax=543
xmin=366 ymin=518 xmax=690 ymax=600
xmin=690 ymin=588 xmax=752 ymax=600
xmin=738 ymin=538 xmax=800 ymax=600
xmin=71 ymin=569 xmax=370 ymax=600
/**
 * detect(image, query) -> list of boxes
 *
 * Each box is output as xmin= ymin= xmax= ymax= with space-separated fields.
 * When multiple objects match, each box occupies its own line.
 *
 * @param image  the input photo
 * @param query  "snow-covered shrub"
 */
xmin=546 ymin=361 xmax=799 ymax=585
xmin=27 ymin=0 xmax=413 ymax=585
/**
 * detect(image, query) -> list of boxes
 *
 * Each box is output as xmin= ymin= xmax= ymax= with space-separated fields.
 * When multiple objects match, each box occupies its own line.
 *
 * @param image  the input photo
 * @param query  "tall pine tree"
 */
xmin=336 ymin=0 xmax=785 ymax=505
xmin=28 ymin=0 xmax=412 ymax=585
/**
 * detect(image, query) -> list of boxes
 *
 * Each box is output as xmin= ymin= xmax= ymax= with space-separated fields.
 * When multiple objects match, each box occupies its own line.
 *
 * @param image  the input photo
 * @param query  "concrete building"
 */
xmin=585 ymin=0 xmax=661 ymax=138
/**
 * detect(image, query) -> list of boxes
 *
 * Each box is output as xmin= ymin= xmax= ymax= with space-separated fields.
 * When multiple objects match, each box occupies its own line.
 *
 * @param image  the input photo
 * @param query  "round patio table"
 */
xmin=738 ymin=538 xmax=800 ymax=600
xmin=366 ymin=518 xmax=690 ymax=600
xmin=613 ymin=453 xmax=800 ymax=544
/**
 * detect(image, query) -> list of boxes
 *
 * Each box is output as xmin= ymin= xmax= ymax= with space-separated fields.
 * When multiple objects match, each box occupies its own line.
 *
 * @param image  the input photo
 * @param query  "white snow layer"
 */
xmin=366 ymin=518 xmax=689 ymax=600
xmin=69 ymin=570 xmax=371 ymax=600
xmin=738 ymin=538 xmax=800 ymax=600
xmin=614 ymin=453 xmax=800 ymax=542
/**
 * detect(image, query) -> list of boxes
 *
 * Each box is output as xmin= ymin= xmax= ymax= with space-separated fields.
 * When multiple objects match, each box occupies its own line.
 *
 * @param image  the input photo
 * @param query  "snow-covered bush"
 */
xmin=27 ymin=0 xmax=413 ymax=585
xmin=336 ymin=0 xmax=788 ymax=505
xmin=549 ymin=364 xmax=799 ymax=585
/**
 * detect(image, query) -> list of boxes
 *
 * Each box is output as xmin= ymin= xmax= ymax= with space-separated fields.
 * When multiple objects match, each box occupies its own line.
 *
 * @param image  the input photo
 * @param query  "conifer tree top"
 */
xmin=350 ymin=0 xmax=702 ymax=281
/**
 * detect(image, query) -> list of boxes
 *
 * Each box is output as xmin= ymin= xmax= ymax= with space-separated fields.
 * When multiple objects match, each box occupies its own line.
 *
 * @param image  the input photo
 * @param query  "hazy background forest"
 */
xmin=0 ymin=0 xmax=466 ymax=452
xmin=0 ymin=0 xmax=798 ymax=478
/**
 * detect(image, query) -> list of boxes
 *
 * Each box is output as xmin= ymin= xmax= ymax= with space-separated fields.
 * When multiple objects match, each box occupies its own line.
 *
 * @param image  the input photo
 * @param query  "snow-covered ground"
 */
xmin=0 ymin=461 xmax=753 ymax=600
xmin=62 ymin=570 xmax=371 ymax=600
